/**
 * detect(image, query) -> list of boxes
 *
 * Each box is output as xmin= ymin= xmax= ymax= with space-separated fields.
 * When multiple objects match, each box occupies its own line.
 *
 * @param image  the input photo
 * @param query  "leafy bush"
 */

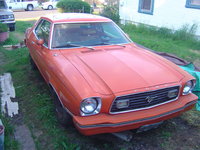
xmin=0 ymin=23 xmax=8 ymax=33
xmin=101 ymin=5 xmax=120 ymax=23
xmin=56 ymin=0 xmax=91 ymax=13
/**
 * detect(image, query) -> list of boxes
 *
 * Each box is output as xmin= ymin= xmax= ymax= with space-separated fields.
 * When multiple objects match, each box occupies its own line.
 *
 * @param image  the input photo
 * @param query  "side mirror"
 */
xmin=37 ymin=39 xmax=44 ymax=45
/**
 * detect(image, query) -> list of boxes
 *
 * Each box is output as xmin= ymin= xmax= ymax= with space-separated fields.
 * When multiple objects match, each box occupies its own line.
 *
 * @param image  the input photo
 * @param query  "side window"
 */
xmin=138 ymin=0 xmax=154 ymax=15
xmin=186 ymin=0 xmax=200 ymax=9
xmin=35 ymin=20 xmax=51 ymax=47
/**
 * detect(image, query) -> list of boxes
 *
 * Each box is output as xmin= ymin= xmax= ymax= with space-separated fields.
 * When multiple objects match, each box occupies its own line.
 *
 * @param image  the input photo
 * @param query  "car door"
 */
xmin=30 ymin=19 xmax=52 ymax=82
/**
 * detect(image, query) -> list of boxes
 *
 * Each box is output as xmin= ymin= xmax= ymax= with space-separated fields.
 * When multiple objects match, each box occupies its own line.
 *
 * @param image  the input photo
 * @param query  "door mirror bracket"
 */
xmin=37 ymin=39 xmax=44 ymax=45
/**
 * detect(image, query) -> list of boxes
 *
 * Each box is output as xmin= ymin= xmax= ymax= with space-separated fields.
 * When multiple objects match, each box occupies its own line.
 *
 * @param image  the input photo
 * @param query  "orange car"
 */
xmin=25 ymin=13 xmax=198 ymax=135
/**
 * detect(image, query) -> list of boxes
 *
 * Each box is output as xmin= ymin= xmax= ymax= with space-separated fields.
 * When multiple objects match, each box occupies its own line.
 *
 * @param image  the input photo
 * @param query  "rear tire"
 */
xmin=27 ymin=4 xmax=33 ymax=11
xmin=48 ymin=5 xmax=53 ymax=10
xmin=50 ymin=86 xmax=72 ymax=126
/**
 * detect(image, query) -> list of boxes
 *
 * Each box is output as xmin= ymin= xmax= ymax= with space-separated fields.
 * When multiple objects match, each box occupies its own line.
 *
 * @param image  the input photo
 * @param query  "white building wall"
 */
xmin=119 ymin=0 xmax=200 ymax=36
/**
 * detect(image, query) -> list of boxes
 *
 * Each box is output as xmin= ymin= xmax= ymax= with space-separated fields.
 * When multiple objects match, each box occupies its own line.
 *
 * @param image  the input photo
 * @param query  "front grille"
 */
xmin=110 ymin=86 xmax=180 ymax=113
xmin=0 ymin=15 xmax=9 ymax=19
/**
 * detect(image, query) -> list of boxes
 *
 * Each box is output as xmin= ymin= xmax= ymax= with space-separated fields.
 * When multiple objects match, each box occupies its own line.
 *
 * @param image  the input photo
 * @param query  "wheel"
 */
xmin=27 ymin=4 xmax=33 ymax=11
xmin=50 ymin=87 xmax=72 ymax=126
xmin=9 ymin=26 xmax=15 ymax=32
xmin=48 ymin=5 xmax=53 ymax=10
xmin=54 ymin=97 xmax=72 ymax=126
xmin=29 ymin=55 xmax=38 ymax=70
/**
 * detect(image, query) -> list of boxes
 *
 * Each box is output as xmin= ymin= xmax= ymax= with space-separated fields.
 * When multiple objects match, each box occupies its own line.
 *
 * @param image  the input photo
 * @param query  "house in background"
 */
xmin=119 ymin=0 xmax=200 ymax=36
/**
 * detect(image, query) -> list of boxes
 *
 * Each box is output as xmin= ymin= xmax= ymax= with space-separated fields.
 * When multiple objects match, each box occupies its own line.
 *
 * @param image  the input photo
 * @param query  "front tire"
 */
xmin=29 ymin=55 xmax=38 ymax=70
xmin=50 ymin=87 xmax=72 ymax=126
xmin=27 ymin=4 xmax=33 ymax=11
xmin=48 ymin=5 xmax=53 ymax=10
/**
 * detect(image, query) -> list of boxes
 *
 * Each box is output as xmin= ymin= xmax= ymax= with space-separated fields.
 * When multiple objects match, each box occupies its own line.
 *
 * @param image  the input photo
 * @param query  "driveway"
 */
xmin=14 ymin=9 xmax=58 ymax=20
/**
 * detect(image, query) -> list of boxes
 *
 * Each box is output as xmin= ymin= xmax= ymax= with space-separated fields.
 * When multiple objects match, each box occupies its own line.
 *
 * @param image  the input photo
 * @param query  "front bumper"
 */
xmin=1 ymin=20 xmax=15 ymax=24
xmin=73 ymin=94 xmax=197 ymax=135
xmin=1 ymin=20 xmax=15 ymax=27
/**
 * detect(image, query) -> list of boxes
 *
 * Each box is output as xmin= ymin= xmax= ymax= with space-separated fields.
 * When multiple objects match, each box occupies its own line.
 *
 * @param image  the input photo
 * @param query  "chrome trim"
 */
xmin=49 ymin=23 xmax=54 ymax=50
xmin=49 ymin=83 xmax=74 ymax=116
xmin=76 ymin=100 xmax=196 ymax=129
xmin=33 ymin=19 xmax=51 ymax=49
xmin=33 ymin=19 xmax=43 ymax=40
xmin=1 ymin=20 xmax=15 ymax=23
xmin=182 ymin=79 xmax=196 ymax=95
xmin=50 ymin=42 xmax=131 ymax=50
xmin=53 ymin=21 xmax=111 ymax=24
xmin=80 ymin=97 xmax=102 ymax=116
xmin=112 ymin=21 xmax=133 ymax=43
xmin=109 ymin=85 xmax=181 ymax=114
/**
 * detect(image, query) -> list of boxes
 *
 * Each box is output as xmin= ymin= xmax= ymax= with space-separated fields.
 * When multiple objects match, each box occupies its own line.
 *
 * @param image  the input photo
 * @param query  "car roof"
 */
xmin=41 ymin=13 xmax=112 ymax=23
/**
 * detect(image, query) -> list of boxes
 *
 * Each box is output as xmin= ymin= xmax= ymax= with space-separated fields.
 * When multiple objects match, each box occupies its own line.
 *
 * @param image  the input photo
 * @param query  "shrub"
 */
xmin=56 ymin=0 xmax=91 ymax=13
xmin=100 ymin=5 xmax=120 ymax=23
xmin=0 ymin=23 xmax=8 ymax=33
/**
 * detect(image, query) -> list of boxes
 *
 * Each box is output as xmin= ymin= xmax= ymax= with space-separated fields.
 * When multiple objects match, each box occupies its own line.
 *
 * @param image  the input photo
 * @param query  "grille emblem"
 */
xmin=146 ymin=96 xmax=157 ymax=103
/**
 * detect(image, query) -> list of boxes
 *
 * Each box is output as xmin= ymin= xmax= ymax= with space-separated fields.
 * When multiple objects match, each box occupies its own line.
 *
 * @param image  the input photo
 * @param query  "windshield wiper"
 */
xmin=54 ymin=43 xmax=95 ymax=50
xmin=92 ymin=42 xmax=126 ymax=48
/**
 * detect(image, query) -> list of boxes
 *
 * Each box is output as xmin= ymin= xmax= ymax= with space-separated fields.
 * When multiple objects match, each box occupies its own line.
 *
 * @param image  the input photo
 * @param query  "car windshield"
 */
xmin=0 ymin=1 xmax=7 ymax=9
xmin=51 ymin=22 xmax=130 ymax=49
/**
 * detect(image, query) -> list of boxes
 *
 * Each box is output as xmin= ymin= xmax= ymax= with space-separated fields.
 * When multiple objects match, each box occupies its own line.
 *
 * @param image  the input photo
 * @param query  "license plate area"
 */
xmin=137 ymin=121 xmax=163 ymax=133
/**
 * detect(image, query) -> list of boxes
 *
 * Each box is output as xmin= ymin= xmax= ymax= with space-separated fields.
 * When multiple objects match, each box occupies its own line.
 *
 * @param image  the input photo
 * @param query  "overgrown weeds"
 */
xmin=121 ymin=23 xmax=200 ymax=62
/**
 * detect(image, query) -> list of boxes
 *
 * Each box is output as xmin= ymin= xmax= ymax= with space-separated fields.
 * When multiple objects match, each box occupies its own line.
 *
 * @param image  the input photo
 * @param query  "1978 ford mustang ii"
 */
xmin=25 ymin=13 xmax=198 ymax=135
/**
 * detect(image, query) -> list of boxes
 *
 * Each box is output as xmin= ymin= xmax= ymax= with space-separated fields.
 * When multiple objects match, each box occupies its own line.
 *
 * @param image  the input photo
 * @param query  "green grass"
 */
xmin=0 ymin=22 xmax=28 ymax=150
xmin=0 ymin=21 xmax=79 ymax=150
xmin=0 ymin=21 xmax=200 ymax=150
xmin=121 ymin=24 xmax=200 ymax=62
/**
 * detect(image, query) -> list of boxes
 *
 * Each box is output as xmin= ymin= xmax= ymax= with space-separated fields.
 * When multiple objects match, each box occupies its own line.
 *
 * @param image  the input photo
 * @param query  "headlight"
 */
xmin=80 ymin=97 xmax=101 ymax=116
xmin=182 ymin=80 xmax=196 ymax=95
xmin=8 ymin=14 xmax=14 ymax=19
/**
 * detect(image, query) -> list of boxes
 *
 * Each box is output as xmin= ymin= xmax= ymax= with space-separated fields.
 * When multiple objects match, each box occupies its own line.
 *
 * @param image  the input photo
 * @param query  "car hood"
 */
xmin=60 ymin=45 xmax=184 ymax=95
xmin=0 ymin=9 xmax=13 ymax=15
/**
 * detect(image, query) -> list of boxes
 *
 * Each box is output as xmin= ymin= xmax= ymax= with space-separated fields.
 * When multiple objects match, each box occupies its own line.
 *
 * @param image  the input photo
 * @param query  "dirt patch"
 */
xmin=190 ymin=49 xmax=200 ymax=55
xmin=14 ymin=124 xmax=36 ymax=150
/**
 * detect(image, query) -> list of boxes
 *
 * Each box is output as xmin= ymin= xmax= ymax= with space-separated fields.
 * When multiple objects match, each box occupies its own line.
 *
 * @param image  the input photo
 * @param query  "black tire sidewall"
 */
xmin=50 ymin=88 xmax=72 ymax=126
xmin=27 ymin=5 xmax=33 ymax=11
xmin=48 ymin=5 xmax=53 ymax=10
